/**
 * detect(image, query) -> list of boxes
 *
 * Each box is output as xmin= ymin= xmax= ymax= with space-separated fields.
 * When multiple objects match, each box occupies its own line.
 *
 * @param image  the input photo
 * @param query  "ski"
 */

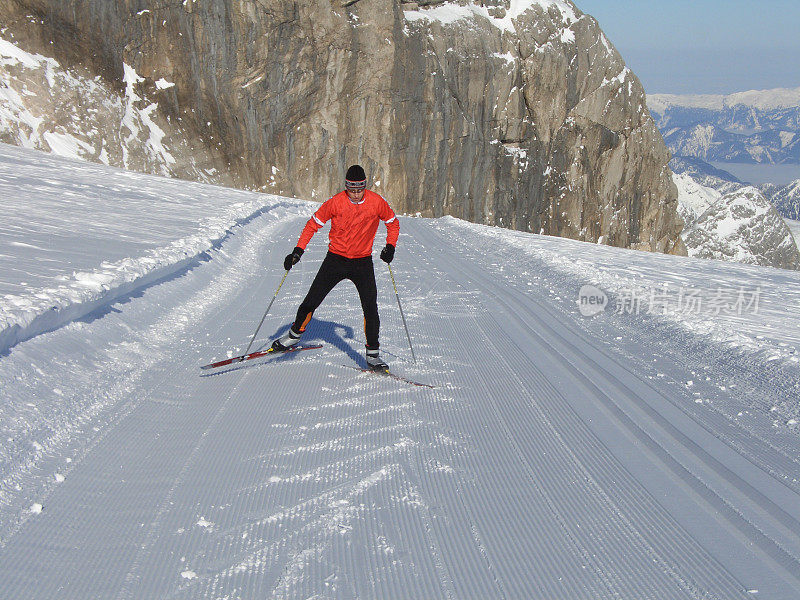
xmin=201 ymin=344 xmax=323 ymax=370
xmin=342 ymin=364 xmax=435 ymax=388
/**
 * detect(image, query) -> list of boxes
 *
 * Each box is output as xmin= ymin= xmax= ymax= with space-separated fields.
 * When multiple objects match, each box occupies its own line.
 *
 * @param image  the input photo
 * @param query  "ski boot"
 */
xmin=366 ymin=348 xmax=389 ymax=372
xmin=271 ymin=328 xmax=301 ymax=352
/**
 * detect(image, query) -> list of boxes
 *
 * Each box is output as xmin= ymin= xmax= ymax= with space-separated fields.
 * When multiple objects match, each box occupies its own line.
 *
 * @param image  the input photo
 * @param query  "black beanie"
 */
xmin=345 ymin=164 xmax=367 ymax=188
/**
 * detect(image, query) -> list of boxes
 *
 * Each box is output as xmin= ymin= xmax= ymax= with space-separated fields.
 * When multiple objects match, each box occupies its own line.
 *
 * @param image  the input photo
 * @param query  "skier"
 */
xmin=271 ymin=164 xmax=400 ymax=371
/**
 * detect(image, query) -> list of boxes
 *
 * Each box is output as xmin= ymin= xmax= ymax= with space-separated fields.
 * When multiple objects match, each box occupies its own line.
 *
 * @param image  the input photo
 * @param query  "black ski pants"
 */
xmin=292 ymin=251 xmax=380 ymax=349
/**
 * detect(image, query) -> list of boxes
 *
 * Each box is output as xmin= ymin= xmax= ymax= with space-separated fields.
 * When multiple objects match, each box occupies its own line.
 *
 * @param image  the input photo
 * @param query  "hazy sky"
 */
xmin=575 ymin=0 xmax=800 ymax=95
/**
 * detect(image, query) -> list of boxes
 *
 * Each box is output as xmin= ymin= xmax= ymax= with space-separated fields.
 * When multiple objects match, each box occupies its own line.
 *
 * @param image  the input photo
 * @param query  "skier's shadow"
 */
xmin=265 ymin=318 xmax=366 ymax=368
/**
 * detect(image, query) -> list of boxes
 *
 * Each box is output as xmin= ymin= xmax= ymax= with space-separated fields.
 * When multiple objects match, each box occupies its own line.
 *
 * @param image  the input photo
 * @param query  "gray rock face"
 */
xmin=682 ymin=187 xmax=800 ymax=270
xmin=2 ymin=0 xmax=685 ymax=254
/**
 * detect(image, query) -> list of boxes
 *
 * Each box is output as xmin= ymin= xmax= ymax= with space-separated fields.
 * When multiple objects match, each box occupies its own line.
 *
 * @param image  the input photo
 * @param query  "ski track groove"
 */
xmin=414 ymin=222 xmax=766 ymax=599
xmin=435 ymin=222 xmax=800 ymax=558
xmin=508 ymin=283 xmax=800 ymax=580
xmin=404 ymin=238 xmax=619 ymax=598
xmin=118 ymin=217 xmax=311 ymax=598
xmin=117 ymin=216 xmax=316 ymax=598
xmin=426 ymin=221 xmax=800 ymax=595
xmin=441 ymin=302 xmax=661 ymax=599
xmin=473 ymin=299 xmax=748 ymax=600
xmin=441 ymin=221 xmax=800 ymax=496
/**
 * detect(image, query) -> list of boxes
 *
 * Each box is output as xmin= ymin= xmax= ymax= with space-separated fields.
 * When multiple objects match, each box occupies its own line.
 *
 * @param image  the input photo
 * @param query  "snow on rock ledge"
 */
xmin=0 ymin=35 xmax=232 ymax=186
xmin=403 ymin=0 xmax=578 ymax=33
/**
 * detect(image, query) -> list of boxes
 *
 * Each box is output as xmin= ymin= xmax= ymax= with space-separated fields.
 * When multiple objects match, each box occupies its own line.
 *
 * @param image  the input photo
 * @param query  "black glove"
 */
xmin=283 ymin=246 xmax=304 ymax=270
xmin=380 ymin=243 xmax=395 ymax=264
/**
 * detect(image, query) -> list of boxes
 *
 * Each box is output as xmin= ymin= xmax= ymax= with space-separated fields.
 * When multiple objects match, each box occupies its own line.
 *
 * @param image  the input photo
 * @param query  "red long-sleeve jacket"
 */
xmin=296 ymin=190 xmax=400 ymax=259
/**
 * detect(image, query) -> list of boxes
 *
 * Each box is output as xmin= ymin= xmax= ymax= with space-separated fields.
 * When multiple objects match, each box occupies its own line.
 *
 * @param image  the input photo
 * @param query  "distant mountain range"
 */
xmin=648 ymin=87 xmax=800 ymax=165
xmin=648 ymin=89 xmax=800 ymax=227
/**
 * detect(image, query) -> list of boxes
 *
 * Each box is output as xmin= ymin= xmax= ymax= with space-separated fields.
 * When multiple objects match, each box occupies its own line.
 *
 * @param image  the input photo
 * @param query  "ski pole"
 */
xmin=241 ymin=269 xmax=289 ymax=360
xmin=387 ymin=263 xmax=416 ymax=364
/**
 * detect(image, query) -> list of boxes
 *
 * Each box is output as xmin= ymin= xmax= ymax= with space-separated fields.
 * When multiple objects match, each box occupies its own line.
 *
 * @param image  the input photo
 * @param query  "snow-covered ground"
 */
xmin=0 ymin=143 xmax=308 ymax=355
xmin=448 ymin=215 xmax=800 ymax=367
xmin=1 ymin=147 xmax=800 ymax=598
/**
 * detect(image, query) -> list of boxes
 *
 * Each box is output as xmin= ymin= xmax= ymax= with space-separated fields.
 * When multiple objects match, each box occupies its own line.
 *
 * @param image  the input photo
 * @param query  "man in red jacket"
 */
xmin=272 ymin=165 xmax=400 ymax=371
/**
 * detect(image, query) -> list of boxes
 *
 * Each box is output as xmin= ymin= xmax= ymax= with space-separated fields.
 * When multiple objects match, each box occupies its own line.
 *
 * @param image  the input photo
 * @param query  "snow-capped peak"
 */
xmin=649 ymin=86 xmax=800 ymax=115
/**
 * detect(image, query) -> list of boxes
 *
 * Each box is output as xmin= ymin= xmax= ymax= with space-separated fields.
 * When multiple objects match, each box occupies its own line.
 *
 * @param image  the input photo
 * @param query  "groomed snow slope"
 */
xmin=0 ymin=144 xmax=305 ymax=355
xmin=1 ymin=149 xmax=800 ymax=599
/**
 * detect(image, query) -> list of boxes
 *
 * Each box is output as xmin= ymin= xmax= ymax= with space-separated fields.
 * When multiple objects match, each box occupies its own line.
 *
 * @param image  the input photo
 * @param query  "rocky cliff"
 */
xmin=1 ymin=0 xmax=685 ymax=253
